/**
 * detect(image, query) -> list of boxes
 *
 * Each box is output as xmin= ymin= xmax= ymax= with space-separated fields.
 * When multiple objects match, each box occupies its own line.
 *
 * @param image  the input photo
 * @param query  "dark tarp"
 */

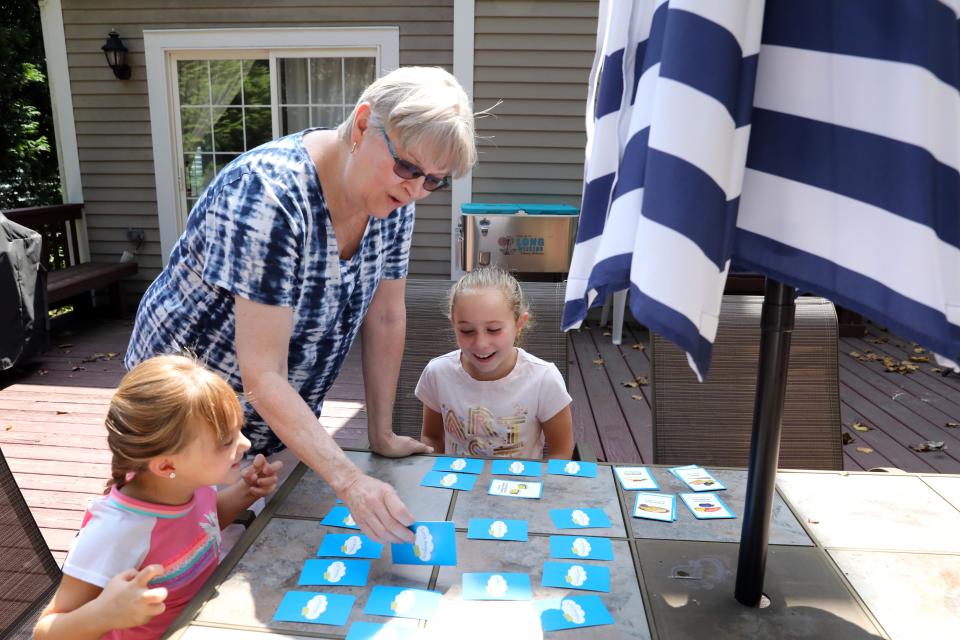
xmin=0 ymin=213 xmax=48 ymax=370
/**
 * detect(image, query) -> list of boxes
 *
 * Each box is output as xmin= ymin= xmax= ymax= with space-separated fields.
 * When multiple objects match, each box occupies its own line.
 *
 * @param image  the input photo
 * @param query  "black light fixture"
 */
xmin=102 ymin=30 xmax=131 ymax=80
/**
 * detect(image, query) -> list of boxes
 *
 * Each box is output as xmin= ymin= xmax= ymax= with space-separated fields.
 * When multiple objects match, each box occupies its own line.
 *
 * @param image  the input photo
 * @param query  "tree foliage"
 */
xmin=0 ymin=0 xmax=61 ymax=208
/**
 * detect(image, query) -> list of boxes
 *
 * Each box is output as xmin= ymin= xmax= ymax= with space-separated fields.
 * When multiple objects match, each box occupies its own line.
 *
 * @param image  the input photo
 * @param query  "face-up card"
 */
xmin=273 ymin=590 xmax=354 ymax=626
xmin=670 ymin=465 xmax=726 ymax=491
xmin=466 ymin=518 xmax=528 ymax=541
xmin=391 ymin=521 xmax=457 ymax=566
xmin=547 ymin=459 xmax=598 ymax=478
xmin=321 ymin=505 xmax=360 ymax=529
xmin=346 ymin=621 xmax=421 ymax=640
xmin=432 ymin=456 xmax=484 ymax=474
xmin=462 ymin=572 xmax=533 ymax=601
xmin=549 ymin=508 xmax=611 ymax=529
xmin=542 ymin=561 xmax=611 ymax=592
xmin=537 ymin=595 xmax=615 ymax=631
xmin=633 ymin=493 xmax=677 ymax=522
xmin=490 ymin=459 xmax=543 ymax=477
xmin=420 ymin=470 xmax=478 ymax=491
xmin=680 ymin=492 xmax=736 ymax=519
xmin=548 ymin=535 xmax=614 ymax=561
xmin=317 ymin=533 xmax=383 ymax=559
xmin=614 ymin=466 xmax=659 ymax=491
xmin=364 ymin=586 xmax=441 ymax=620
xmin=488 ymin=479 xmax=543 ymax=499
xmin=298 ymin=558 xmax=371 ymax=587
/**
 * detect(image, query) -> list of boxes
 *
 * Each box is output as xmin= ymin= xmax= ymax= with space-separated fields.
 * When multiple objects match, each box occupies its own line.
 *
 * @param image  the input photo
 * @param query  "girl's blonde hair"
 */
xmin=103 ymin=355 xmax=243 ymax=493
xmin=337 ymin=66 xmax=476 ymax=178
xmin=447 ymin=267 xmax=532 ymax=341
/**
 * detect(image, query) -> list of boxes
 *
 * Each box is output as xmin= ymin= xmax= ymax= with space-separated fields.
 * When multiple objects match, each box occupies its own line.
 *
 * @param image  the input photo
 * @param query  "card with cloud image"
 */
xmin=466 ymin=518 xmax=528 ymax=541
xmin=321 ymin=506 xmax=360 ymax=530
xmin=345 ymin=621 xmax=422 ymax=640
xmin=546 ymin=459 xmax=598 ymax=478
xmin=536 ymin=595 xmax=614 ymax=631
xmin=488 ymin=479 xmax=542 ymax=499
xmin=420 ymin=470 xmax=477 ymax=491
xmin=549 ymin=535 xmax=613 ymax=561
xmin=273 ymin=590 xmax=354 ymax=625
xmin=298 ymin=558 xmax=371 ymax=587
xmin=391 ymin=521 xmax=457 ymax=566
xmin=490 ymin=459 xmax=543 ymax=477
xmin=364 ymin=586 xmax=442 ymax=620
xmin=432 ymin=456 xmax=484 ymax=474
xmin=549 ymin=508 xmax=611 ymax=529
xmin=462 ymin=572 xmax=533 ymax=601
xmin=542 ymin=561 xmax=611 ymax=592
xmin=317 ymin=533 xmax=383 ymax=559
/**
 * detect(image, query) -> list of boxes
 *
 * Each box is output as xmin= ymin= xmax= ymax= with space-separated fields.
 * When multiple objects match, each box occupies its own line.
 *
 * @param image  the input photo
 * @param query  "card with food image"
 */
xmin=320 ymin=505 xmax=361 ymax=529
xmin=317 ymin=533 xmax=383 ymax=559
xmin=633 ymin=493 xmax=676 ymax=522
xmin=546 ymin=459 xmax=598 ymax=478
xmin=431 ymin=456 xmax=484 ymax=474
xmin=466 ymin=518 xmax=529 ymax=541
xmin=391 ymin=521 xmax=457 ymax=566
xmin=420 ymin=470 xmax=478 ymax=491
xmin=364 ymin=585 xmax=442 ymax=620
xmin=680 ymin=492 xmax=736 ymax=519
xmin=462 ymin=572 xmax=533 ymax=601
xmin=298 ymin=558 xmax=371 ymax=587
xmin=669 ymin=465 xmax=726 ymax=491
xmin=273 ymin=590 xmax=354 ymax=625
xmin=490 ymin=459 xmax=543 ymax=477
xmin=542 ymin=561 xmax=611 ymax=593
xmin=613 ymin=466 xmax=659 ymax=491
xmin=537 ymin=595 xmax=614 ymax=631
xmin=549 ymin=508 xmax=611 ymax=529
xmin=488 ymin=478 xmax=543 ymax=499
xmin=549 ymin=535 xmax=614 ymax=561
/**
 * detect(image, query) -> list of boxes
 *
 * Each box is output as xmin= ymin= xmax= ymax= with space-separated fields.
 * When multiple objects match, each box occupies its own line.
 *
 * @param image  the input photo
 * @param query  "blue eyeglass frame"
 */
xmin=380 ymin=128 xmax=451 ymax=191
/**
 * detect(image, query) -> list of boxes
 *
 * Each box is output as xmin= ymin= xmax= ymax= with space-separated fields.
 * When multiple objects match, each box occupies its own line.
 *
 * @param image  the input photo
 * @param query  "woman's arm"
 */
xmin=542 ymin=405 xmax=575 ymax=459
xmin=421 ymin=405 xmax=445 ymax=453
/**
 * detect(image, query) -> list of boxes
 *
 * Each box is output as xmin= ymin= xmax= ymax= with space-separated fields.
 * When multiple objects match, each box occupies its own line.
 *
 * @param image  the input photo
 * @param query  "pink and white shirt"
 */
xmin=63 ymin=486 xmax=221 ymax=639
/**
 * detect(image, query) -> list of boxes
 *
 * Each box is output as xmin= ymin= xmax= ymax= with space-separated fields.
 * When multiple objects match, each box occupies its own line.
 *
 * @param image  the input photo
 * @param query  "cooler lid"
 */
xmin=461 ymin=202 xmax=579 ymax=216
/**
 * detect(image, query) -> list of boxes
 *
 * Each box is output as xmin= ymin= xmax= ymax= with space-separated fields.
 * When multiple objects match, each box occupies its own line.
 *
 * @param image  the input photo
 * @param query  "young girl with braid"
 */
xmin=34 ymin=355 xmax=282 ymax=639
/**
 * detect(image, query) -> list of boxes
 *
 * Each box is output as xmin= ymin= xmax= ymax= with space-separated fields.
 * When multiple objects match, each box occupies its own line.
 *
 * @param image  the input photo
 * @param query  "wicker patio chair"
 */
xmin=0 ymin=447 xmax=62 ymax=638
xmin=650 ymin=295 xmax=843 ymax=470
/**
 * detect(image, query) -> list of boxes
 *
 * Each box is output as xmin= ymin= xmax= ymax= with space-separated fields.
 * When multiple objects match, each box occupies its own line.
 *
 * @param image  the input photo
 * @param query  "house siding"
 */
xmin=61 ymin=0 xmax=454 ymax=294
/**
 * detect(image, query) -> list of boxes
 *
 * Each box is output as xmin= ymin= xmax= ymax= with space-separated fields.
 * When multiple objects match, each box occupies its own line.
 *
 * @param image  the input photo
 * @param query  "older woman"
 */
xmin=126 ymin=67 xmax=476 ymax=543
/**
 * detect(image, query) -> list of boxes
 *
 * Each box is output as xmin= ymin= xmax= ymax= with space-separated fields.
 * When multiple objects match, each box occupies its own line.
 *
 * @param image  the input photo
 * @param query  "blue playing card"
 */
xmin=391 ymin=521 xmax=457 ymax=566
xmin=273 ymin=590 xmax=354 ymax=626
xmin=547 ymin=459 xmax=598 ymax=478
xmin=537 ymin=595 xmax=615 ymax=631
xmin=466 ymin=518 xmax=528 ymax=541
xmin=549 ymin=508 xmax=612 ymax=529
xmin=542 ymin=561 xmax=611 ymax=592
xmin=317 ymin=533 xmax=383 ymax=559
xmin=462 ymin=572 xmax=533 ymax=600
xmin=346 ymin=621 xmax=421 ymax=640
xmin=549 ymin=535 xmax=614 ymax=561
xmin=490 ymin=459 xmax=543 ymax=477
xmin=420 ymin=470 xmax=478 ymax=491
xmin=298 ymin=558 xmax=370 ymax=587
xmin=364 ymin=586 xmax=441 ymax=620
xmin=432 ymin=456 xmax=484 ymax=474
xmin=321 ymin=505 xmax=360 ymax=529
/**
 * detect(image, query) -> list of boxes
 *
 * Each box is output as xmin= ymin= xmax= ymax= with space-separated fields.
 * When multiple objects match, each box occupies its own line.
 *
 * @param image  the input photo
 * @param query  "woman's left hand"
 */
xmin=371 ymin=433 xmax=433 ymax=458
xmin=241 ymin=454 xmax=283 ymax=498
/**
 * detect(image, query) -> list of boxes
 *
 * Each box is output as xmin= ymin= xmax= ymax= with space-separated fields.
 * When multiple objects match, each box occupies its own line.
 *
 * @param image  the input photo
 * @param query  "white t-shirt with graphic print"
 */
xmin=415 ymin=347 xmax=572 ymax=458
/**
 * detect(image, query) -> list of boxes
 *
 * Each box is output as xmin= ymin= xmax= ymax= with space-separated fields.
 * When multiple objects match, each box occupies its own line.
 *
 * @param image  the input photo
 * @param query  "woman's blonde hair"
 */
xmin=103 ymin=355 xmax=243 ymax=493
xmin=447 ymin=267 xmax=533 ymax=342
xmin=338 ymin=66 xmax=476 ymax=178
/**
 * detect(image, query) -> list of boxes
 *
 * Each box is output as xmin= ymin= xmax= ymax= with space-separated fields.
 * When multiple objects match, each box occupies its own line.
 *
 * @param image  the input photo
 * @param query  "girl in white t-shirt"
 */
xmin=34 ymin=355 xmax=282 ymax=640
xmin=417 ymin=268 xmax=574 ymax=459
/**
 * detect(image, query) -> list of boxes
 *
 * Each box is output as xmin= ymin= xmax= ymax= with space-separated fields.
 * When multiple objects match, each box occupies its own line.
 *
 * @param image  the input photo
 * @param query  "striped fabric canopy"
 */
xmin=563 ymin=0 xmax=960 ymax=381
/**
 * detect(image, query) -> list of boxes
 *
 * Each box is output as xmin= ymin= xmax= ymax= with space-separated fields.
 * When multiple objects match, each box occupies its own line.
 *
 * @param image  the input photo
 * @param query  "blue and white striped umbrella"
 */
xmin=563 ymin=0 xmax=960 ymax=380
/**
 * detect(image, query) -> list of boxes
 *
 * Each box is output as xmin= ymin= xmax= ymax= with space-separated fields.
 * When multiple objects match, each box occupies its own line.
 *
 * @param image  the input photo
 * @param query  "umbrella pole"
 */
xmin=734 ymin=278 xmax=796 ymax=606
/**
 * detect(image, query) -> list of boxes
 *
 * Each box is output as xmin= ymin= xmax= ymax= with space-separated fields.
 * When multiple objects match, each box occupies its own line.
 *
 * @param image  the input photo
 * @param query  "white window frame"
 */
xmin=144 ymin=27 xmax=399 ymax=264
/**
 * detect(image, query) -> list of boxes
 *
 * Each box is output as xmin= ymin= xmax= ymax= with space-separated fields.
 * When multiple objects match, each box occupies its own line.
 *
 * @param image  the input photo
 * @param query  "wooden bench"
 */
xmin=3 ymin=203 xmax=137 ymax=316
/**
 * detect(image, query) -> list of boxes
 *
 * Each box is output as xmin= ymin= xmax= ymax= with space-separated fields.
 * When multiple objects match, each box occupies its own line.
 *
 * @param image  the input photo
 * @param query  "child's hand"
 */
xmin=98 ymin=565 xmax=168 ymax=629
xmin=242 ymin=453 xmax=283 ymax=498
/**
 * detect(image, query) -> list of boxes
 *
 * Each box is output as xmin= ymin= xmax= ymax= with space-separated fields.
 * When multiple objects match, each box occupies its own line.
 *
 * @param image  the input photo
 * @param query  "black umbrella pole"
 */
xmin=734 ymin=279 xmax=796 ymax=606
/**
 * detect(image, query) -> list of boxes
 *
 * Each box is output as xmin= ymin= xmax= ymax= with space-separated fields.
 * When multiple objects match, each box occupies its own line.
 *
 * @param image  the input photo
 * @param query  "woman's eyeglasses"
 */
xmin=380 ymin=128 xmax=451 ymax=192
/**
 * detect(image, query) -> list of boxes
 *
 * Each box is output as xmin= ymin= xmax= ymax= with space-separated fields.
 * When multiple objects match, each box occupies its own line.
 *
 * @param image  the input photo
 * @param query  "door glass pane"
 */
xmin=242 ymin=60 xmax=270 ymax=105
xmin=281 ymin=58 xmax=309 ymax=104
xmin=245 ymin=107 xmax=273 ymax=148
xmin=344 ymin=57 xmax=376 ymax=103
xmin=310 ymin=58 xmax=341 ymax=105
xmin=278 ymin=56 xmax=375 ymax=135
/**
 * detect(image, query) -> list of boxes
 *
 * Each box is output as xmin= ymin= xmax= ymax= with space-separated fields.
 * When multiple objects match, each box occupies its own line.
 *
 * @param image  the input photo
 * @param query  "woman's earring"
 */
xmin=169 ymin=472 xmax=177 ymax=479
xmin=351 ymin=141 xmax=358 ymax=154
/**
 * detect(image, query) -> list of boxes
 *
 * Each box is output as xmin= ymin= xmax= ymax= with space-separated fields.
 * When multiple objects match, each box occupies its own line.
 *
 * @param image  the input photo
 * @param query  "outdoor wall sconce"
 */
xmin=102 ymin=30 xmax=131 ymax=80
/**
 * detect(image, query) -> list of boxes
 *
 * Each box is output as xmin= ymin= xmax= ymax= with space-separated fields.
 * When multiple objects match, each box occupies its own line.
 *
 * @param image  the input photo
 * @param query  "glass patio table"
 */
xmin=163 ymin=450 xmax=960 ymax=640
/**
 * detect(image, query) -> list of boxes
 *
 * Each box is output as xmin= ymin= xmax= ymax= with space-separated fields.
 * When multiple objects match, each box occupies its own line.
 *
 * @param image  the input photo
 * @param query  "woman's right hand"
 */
xmin=97 ymin=564 xmax=168 ymax=629
xmin=340 ymin=472 xmax=416 ymax=544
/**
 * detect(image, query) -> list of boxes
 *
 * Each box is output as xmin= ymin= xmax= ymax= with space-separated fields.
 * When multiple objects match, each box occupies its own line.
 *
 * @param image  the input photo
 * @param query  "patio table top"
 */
xmin=164 ymin=450 xmax=960 ymax=640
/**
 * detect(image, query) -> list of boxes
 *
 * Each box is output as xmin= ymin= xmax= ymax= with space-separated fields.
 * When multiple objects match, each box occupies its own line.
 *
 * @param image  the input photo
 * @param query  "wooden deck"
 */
xmin=2 ymin=314 xmax=959 ymax=564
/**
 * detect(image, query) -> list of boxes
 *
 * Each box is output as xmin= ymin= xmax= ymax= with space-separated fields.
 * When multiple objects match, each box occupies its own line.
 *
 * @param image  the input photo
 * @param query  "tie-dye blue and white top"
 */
xmin=125 ymin=130 xmax=414 ymax=455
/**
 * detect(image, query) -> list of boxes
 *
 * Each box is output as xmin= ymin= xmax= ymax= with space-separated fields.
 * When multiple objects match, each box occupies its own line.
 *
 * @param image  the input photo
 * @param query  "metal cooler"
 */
xmin=460 ymin=203 xmax=579 ymax=274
